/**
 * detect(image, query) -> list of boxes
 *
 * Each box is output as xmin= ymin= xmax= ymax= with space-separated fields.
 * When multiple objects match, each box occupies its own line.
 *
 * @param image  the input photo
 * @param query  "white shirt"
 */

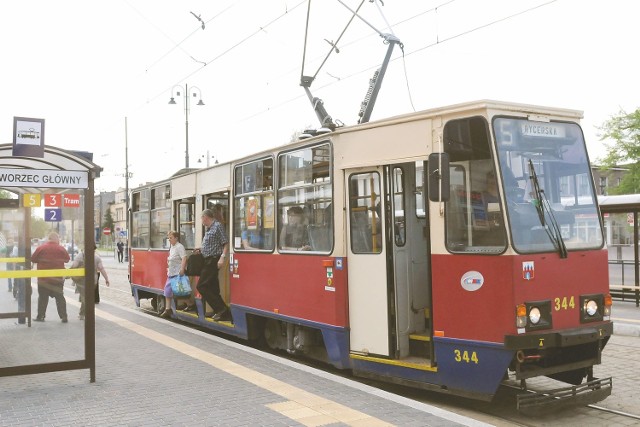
xmin=167 ymin=242 xmax=186 ymax=277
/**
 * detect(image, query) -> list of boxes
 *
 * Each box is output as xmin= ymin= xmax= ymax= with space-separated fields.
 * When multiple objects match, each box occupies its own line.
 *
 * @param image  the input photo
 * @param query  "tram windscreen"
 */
xmin=493 ymin=118 xmax=604 ymax=254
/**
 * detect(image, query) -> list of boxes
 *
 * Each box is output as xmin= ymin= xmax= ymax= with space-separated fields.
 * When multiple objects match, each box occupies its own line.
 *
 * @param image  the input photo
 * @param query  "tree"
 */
xmin=102 ymin=207 xmax=115 ymax=234
xmin=31 ymin=215 xmax=49 ymax=239
xmin=599 ymin=108 xmax=640 ymax=194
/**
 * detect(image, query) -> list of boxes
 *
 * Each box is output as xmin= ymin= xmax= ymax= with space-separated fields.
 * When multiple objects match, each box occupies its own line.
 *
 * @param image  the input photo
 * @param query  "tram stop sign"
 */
xmin=103 ymin=227 xmax=111 ymax=235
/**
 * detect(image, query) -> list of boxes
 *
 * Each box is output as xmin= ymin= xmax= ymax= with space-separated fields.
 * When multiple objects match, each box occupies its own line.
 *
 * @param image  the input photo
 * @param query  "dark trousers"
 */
xmin=196 ymin=256 xmax=227 ymax=314
xmin=117 ymin=251 xmax=123 ymax=263
xmin=37 ymin=282 xmax=67 ymax=320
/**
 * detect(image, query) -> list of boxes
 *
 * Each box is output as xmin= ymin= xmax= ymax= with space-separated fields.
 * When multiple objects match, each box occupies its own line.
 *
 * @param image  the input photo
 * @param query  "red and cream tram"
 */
xmin=129 ymin=100 xmax=612 ymax=412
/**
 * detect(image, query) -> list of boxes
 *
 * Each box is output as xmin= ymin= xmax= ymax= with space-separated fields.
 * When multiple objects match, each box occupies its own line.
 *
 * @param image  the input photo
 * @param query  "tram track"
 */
xmin=587 ymin=404 xmax=640 ymax=421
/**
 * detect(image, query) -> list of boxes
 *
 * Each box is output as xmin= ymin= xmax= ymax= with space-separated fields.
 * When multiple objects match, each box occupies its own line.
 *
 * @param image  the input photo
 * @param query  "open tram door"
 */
xmin=346 ymin=162 xmax=431 ymax=360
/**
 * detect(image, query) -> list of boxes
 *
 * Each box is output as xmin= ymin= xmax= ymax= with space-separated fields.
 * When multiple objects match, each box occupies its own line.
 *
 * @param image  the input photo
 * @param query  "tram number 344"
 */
xmin=453 ymin=349 xmax=479 ymax=364
xmin=554 ymin=296 xmax=575 ymax=311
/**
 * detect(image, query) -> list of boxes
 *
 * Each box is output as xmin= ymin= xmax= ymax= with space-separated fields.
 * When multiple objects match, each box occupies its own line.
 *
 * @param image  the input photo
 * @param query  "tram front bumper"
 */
xmin=504 ymin=322 xmax=613 ymax=350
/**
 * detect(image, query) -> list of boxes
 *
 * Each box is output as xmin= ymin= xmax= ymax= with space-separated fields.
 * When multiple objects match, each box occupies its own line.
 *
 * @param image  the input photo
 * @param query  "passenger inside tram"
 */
xmin=279 ymin=206 xmax=311 ymax=251
xmin=241 ymin=227 xmax=263 ymax=250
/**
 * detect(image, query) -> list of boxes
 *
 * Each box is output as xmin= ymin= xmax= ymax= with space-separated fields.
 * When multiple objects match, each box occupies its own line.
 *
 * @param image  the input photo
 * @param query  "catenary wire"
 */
xmin=242 ymin=0 xmax=557 ymax=123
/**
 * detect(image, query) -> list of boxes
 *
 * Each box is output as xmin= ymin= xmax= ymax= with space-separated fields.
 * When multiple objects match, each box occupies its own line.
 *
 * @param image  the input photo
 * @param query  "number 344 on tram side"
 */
xmin=129 ymin=100 xmax=613 ymax=414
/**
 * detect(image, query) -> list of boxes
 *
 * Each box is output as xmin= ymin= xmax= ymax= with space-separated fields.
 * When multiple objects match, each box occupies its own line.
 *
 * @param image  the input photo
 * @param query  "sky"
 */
xmin=1 ymin=0 xmax=639 ymax=192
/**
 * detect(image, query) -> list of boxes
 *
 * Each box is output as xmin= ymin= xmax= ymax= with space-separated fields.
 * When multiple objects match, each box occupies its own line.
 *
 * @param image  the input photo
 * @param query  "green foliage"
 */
xmin=31 ymin=215 xmax=49 ymax=239
xmin=600 ymin=108 xmax=640 ymax=194
xmin=102 ymin=208 xmax=115 ymax=233
xmin=0 ymin=189 xmax=12 ymax=199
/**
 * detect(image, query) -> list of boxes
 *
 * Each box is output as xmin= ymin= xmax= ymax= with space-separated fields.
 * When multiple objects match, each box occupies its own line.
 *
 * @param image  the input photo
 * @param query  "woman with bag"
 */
xmin=161 ymin=230 xmax=188 ymax=318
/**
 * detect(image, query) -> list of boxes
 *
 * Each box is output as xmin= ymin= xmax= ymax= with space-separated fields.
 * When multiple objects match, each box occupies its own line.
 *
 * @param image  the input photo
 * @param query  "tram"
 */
xmin=129 ymin=100 xmax=613 ymax=412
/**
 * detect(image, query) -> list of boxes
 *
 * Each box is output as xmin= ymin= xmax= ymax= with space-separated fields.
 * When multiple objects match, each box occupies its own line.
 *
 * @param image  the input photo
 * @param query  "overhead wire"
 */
xmin=133 ymin=0 xmax=306 ymax=111
xmin=241 ymin=0 xmax=558 ymax=123
xmin=303 ymin=0 xmax=367 ymax=84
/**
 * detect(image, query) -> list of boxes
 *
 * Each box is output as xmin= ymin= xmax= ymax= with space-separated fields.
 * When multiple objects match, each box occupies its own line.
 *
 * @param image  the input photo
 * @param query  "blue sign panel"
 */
xmin=44 ymin=208 xmax=62 ymax=222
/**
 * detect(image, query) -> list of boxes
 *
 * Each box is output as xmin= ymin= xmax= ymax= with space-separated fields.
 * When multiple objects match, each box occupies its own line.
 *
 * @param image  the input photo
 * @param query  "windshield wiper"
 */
xmin=528 ymin=159 xmax=568 ymax=258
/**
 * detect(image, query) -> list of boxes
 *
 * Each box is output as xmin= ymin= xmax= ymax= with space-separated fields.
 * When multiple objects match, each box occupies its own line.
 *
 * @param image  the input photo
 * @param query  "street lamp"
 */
xmin=169 ymin=84 xmax=205 ymax=168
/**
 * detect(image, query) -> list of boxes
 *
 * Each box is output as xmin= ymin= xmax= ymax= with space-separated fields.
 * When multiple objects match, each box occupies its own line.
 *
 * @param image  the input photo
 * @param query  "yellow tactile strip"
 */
xmin=97 ymin=309 xmax=394 ymax=427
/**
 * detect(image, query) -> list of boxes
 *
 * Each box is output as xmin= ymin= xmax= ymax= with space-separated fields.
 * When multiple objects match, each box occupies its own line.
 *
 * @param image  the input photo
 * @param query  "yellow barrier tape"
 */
xmin=0 ymin=268 xmax=84 ymax=279
xmin=0 ymin=257 xmax=27 ymax=263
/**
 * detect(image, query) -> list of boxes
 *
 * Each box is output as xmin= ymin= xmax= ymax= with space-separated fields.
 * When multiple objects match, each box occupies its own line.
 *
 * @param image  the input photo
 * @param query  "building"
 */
xmin=110 ymin=187 xmax=127 ymax=242
xmin=94 ymin=190 xmax=115 ymax=242
xmin=591 ymin=165 xmax=628 ymax=196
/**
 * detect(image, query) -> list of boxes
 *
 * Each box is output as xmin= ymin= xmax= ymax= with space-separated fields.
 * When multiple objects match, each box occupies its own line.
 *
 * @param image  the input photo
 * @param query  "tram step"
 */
xmin=409 ymin=332 xmax=430 ymax=358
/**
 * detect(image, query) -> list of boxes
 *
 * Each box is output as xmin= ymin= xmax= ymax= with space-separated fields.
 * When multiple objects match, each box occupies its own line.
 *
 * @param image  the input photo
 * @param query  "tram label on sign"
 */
xmin=23 ymin=193 xmax=42 ymax=207
xmin=44 ymin=208 xmax=62 ymax=222
xmin=44 ymin=194 xmax=62 ymax=207
xmin=64 ymin=194 xmax=80 ymax=207
xmin=0 ymin=168 xmax=88 ymax=189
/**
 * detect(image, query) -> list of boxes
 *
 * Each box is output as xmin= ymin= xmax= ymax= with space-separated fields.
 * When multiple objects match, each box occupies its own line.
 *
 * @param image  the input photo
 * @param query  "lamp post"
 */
xmin=169 ymin=84 xmax=205 ymax=168
xmin=124 ymin=117 xmax=130 ymax=262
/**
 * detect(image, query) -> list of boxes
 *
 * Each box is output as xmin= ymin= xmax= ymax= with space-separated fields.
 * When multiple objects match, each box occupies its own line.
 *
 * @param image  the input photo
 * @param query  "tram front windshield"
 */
xmin=493 ymin=117 xmax=604 ymax=254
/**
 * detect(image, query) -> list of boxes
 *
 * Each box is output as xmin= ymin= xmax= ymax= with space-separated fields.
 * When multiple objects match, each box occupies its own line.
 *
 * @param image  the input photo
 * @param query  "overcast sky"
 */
xmin=2 ymin=0 xmax=639 ymax=191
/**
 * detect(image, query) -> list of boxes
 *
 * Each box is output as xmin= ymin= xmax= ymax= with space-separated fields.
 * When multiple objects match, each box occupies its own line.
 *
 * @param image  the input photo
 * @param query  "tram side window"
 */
xmin=278 ymin=143 xmax=333 ymax=253
xmin=131 ymin=190 xmax=149 ymax=248
xmin=443 ymin=117 xmax=506 ymax=253
xmin=150 ymin=186 xmax=171 ymax=249
xmin=178 ymin=201 xmax=196 ymax=249
xmin=393 ymin=167 xmax=406 ymax=246
xmin=206 ymin=197 xmax=229 ymax=241
xmin=233 ymin=158 xmax=275 ymax=251
xmin=348 ymin=172 xmax=382 ymax=254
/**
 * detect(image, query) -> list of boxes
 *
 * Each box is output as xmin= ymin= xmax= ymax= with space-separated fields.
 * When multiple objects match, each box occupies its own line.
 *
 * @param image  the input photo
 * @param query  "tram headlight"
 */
xmin=580 ymin=294 xmax=606 ymax=323
xmin=516 ymin=301 xmax=552 ymax=331
xmin=528 ymin=307 xmax=541 ymax=325
xmin=585 ymin=300 xmax=598 ymax=317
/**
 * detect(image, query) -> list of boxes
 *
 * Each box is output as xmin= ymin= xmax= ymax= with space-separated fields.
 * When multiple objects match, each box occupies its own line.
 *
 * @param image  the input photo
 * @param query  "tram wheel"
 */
xmin=156 ymin=295 xmax=166 ymax=314
xmin=264 ymin=319 xmax=282 ymax=350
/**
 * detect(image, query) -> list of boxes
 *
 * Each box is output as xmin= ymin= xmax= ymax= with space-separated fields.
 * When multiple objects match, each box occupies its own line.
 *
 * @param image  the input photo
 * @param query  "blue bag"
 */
xmin=170 ymin=275 xmax=192 ymax=297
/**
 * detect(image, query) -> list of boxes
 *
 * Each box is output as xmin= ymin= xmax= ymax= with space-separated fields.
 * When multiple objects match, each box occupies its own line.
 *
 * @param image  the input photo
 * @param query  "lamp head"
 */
xmin=168 ymin=97 xmax=177 ymax=105
xmin=196 ymin=99 xmax=205 ymax=106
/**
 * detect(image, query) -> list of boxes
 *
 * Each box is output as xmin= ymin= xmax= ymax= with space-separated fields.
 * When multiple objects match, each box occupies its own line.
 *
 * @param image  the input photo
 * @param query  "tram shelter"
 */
xmin=599 ymin=194 xmax=640 ymax=306
xmin=0 ymin=143 xmax=101 ymax=381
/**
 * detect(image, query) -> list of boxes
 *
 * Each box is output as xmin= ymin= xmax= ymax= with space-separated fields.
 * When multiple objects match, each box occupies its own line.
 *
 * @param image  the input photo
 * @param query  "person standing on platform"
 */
xmin=195 ymin=206 xmax=230 ymax=321
xmin=116 ymin=240 xmax=124 ymax=263
xmin=70 ymin=244 xmax=110 ymax=320
xmin=160 ymin=230 xmax=187 ymax=318
xmin=31 ymin=232 xmax=70 ymax=323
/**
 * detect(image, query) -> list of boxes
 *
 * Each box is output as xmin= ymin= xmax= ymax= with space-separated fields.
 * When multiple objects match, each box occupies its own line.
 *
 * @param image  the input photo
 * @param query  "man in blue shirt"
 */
xmin=195 ymin=206 xmax=230 ymax=321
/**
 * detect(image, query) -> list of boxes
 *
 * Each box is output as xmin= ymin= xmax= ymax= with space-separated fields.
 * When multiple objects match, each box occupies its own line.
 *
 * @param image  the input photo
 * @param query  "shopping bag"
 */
xmin=170 ymin=275 xmax=192 ymax=297
xmin=185 ymin=253 xmax=205 ymax=276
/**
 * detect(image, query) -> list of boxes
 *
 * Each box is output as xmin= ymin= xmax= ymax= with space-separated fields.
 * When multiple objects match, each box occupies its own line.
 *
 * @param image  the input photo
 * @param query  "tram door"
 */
xmin=346 ymin=163 xmax=429 ymax=358
xmin=347 ymin=167 xmax=389 ymax=356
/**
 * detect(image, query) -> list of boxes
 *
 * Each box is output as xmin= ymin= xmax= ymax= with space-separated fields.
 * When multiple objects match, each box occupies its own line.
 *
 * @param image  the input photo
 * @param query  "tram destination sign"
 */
xmin=0 ymin=168 xmax=88 ymax=189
